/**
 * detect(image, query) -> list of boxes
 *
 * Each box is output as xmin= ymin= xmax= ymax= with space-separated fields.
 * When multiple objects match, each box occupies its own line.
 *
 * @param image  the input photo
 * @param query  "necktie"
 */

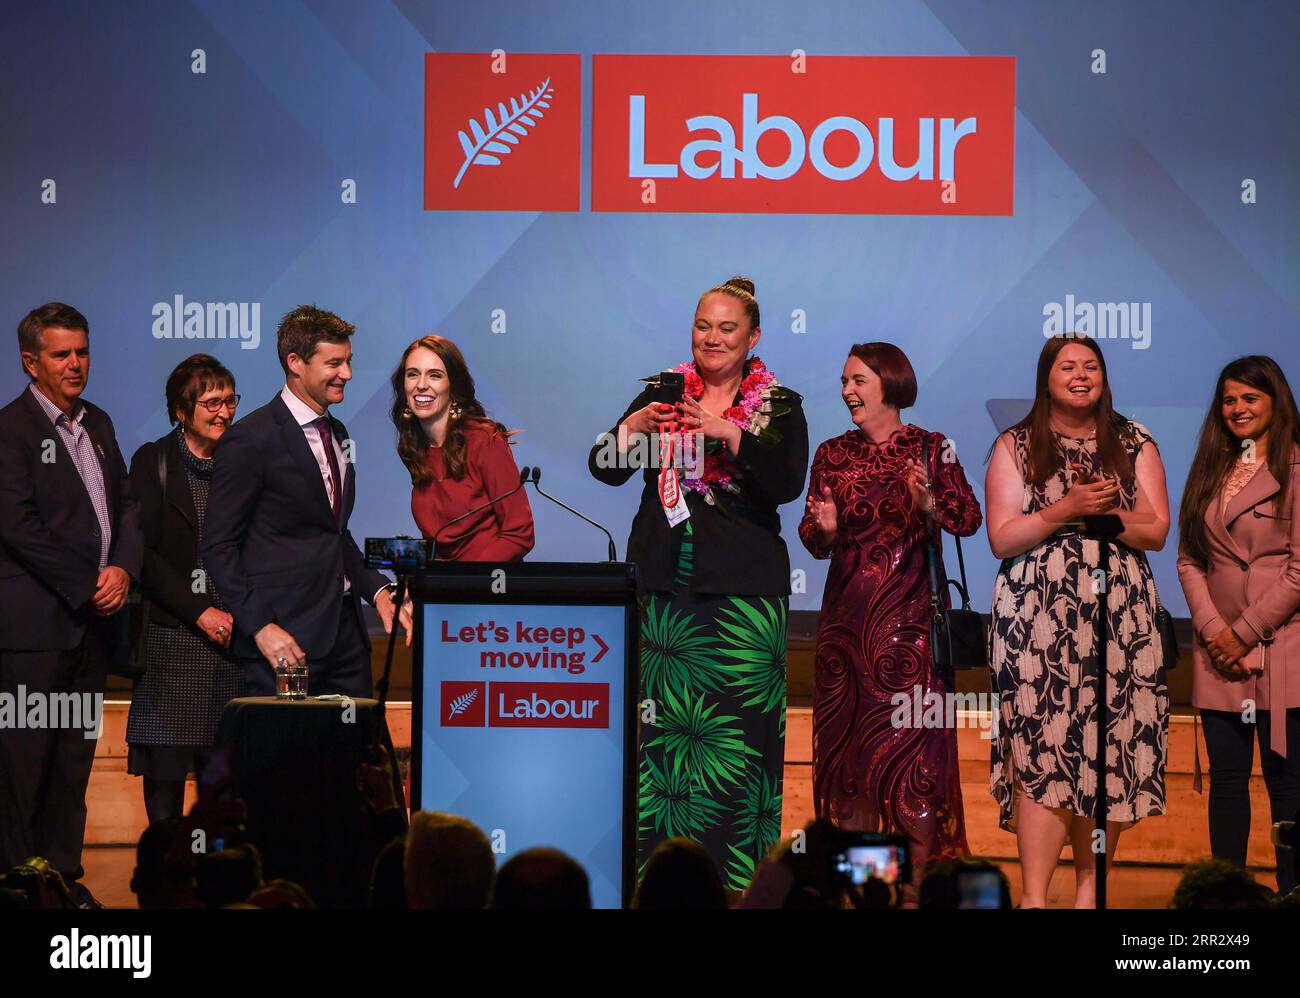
xmin=312 ymin=416 xmax=342 ymax=524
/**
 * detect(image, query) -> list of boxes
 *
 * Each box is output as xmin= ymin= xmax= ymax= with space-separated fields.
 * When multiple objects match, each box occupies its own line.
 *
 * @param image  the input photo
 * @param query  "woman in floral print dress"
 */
xmin=985 ymin=335 xmax=1171 ymax=908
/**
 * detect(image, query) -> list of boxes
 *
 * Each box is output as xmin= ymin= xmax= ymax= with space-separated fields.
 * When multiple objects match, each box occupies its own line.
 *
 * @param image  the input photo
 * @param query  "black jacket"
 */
xmin=128 ymin=432 xmax=219 ymax=631
xmin=588 ymin=385 xmax=808 ymax=596
xmin=201 ymin=393 xmax=389 ymax=659
xmin=0 ymin=387 xmax=143 ymax=650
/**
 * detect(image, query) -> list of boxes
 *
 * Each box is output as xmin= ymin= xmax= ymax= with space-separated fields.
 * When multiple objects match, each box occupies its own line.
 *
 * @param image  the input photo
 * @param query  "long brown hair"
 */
xmin=390 ymin=335 xmax=508 ymax=486
xmin=1179 ymin=355 xmax=1300 ymax=564
xmin=1011 ymin=336 xmax=1135 ymax=484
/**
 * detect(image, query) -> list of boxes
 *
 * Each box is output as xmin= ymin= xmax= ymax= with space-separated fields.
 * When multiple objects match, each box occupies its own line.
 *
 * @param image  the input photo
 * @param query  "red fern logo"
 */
xmin=448 ymin=688 xmax=478 ymax=716
xmin=454 ymin=78 xmax=555 ymax=189
xmin=424 ymin=53 xmax=580 ymax=211
xmin=441 ymin=681 xmax=486 ymax=726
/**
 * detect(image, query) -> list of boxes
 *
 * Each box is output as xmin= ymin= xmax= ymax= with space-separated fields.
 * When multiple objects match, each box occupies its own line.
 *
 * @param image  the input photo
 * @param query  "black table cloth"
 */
xmin=215 ymin=696 xmax=404 ymax=908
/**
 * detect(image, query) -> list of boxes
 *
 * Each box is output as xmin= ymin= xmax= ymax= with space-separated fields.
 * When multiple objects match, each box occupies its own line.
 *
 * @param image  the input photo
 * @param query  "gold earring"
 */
xmin=449 ymin=401 xmax=463 ymax=420
xmin=402 ymin=406 xmax=413 ymax=419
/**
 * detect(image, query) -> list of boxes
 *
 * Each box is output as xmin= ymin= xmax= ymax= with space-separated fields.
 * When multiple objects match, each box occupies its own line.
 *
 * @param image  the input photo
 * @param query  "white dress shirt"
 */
xmin=280 ymin=385 xmax=353 ymax=595
xmin=280 ymin=385 xmax=346 ymax=511
xmin=278 ymin=386 xmax=392 ymax=606
xmin=30 ymin=383 xmax=112 ymax=570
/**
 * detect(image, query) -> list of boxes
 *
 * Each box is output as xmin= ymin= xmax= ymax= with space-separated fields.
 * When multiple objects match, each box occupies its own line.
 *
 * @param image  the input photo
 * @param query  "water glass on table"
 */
xmin=274 ymin=657 xmax=308 ymax=699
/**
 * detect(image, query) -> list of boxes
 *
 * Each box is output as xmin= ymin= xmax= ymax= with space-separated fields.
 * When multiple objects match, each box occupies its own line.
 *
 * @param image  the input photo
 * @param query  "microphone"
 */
xmin=431 ymin=466 xmax=531 ymax=558
xmin=525 ymin=466 xmax=618 ymax=562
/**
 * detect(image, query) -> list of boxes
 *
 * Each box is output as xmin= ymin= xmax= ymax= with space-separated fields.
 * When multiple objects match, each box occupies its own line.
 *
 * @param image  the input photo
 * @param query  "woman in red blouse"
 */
xmin=390 ymin=335 xmax=534 ymax=560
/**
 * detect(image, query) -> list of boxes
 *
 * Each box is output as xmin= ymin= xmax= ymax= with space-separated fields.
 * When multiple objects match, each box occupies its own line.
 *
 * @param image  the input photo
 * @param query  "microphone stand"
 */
xmin=431 ymin=466 xmax=531 ymax=559
xmin=1077 ymin=512 xmax=1123 ymax=910
xmin=526 ymin=467 xmax=618 ymax=561
xmin=369 ymin=569 xmax=411 ymax=813
xmin=369 ymin=459 xmax=531 ymax=812
xmin=375 ymin=572 xmax=408 ymax=718
xmin=389 ymin=466 xmax=529 ymax=706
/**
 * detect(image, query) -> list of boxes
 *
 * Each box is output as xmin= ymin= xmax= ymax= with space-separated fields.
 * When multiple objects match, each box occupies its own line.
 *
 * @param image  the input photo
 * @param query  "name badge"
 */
xmin=658 ymin=427 xmax=690 ymax=527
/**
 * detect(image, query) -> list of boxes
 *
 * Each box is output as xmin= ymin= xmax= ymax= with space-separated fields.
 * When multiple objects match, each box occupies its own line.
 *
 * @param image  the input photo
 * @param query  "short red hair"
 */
xmin=848 ymin=342 xmax=917 ymax=409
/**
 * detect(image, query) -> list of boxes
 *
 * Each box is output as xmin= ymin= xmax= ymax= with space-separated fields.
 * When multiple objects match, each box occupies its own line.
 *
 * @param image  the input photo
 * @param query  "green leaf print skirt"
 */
xmin=637 ymin=520 xmax=788 ymax=893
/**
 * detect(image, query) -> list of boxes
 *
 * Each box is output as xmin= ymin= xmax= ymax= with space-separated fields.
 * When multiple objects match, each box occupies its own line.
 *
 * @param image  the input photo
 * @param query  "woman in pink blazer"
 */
xmin=1177 ymin=355 xmax=1300 ymax=895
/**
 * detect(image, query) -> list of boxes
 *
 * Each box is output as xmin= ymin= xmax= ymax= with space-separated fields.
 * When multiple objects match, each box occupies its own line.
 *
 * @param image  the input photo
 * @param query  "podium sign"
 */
xmin=409 ymin=564 xmax=638 ymax=908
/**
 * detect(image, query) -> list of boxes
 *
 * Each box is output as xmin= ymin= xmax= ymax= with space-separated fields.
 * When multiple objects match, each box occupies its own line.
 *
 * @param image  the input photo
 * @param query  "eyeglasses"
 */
xmin=194 ymin=395 xmax=240 ymax=413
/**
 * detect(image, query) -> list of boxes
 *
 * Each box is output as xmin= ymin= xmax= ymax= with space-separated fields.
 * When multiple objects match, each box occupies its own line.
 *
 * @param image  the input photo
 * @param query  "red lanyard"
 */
xmin=658 ymin=413 xmax=680 ymax=508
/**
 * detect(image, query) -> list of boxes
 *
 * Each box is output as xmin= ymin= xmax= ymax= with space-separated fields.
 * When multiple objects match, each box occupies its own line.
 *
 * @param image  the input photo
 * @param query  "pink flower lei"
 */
xmin=672 ymin=356 xmax=779 ymax=498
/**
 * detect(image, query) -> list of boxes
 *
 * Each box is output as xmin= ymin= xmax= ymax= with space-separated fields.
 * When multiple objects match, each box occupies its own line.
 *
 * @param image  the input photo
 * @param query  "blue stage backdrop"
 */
xmin=2 ymin=1 xmax=1296 ymax=615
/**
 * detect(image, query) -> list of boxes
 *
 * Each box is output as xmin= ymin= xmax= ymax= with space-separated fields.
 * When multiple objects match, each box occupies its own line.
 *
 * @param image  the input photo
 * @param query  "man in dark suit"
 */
xmin=0 ymin=302 xmax=142 ymax=907
xmin=202 ymin=305 xmax=408 ymax=698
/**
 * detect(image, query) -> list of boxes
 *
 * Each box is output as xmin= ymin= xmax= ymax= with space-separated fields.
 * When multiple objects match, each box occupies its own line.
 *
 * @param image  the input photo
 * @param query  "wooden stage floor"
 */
xmin=82 ymin=701 xmax=1282 ymax=908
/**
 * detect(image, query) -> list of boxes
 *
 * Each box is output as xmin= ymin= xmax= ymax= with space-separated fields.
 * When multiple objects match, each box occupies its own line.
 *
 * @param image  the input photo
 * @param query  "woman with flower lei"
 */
xmin=671 ymin=355 xmax=795 ymax=503
xmin=589 ymin=276 xmax=807 ymax=890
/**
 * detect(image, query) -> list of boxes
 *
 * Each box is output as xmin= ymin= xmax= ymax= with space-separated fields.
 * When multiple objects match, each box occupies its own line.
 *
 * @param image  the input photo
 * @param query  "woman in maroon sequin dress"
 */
xmin=799 ymin=343 xmax=983 ymax=880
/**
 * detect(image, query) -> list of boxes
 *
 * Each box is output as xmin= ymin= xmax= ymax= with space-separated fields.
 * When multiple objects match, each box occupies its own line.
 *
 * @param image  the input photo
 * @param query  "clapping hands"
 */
xmin=806 ymin=484 xmax=838 ymax=540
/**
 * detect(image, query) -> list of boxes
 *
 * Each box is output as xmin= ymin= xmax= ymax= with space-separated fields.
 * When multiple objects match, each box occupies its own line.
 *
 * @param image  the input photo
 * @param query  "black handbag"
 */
xmin=1155 ymin=598 xmax=1179 ymax=672
xmin=921 ymin=438 xmax=987 ymax=671
xmin=108 ymin=443 xmax=166 ymax=679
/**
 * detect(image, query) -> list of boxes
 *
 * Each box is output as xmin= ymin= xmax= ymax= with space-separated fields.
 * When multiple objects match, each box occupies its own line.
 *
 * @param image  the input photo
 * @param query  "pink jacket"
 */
xmin=1177 ymin=446 xmax=1300 ymax=756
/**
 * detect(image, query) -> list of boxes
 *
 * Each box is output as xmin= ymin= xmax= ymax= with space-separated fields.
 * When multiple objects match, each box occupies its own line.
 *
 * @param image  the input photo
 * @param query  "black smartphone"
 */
xmin=829 ymin=832 xmax=911 ymax=886
xmin=365 ymin=536 xmax=431 ymax=571
xmin=957 ymin=870 xmax=1006 ymax=908
xmin=654 ymin=371 xmax=685 ymax=405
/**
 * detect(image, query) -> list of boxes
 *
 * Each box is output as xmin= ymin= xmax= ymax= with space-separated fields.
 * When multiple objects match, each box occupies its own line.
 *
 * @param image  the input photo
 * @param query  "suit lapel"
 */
xmin=1205 ymin=493 xmax=1242 ymax=562
xmin=1223 ymin=461 xmax=1280 ymax=530
xmin=1205 ymin=459 xmax=1282 ymax=563
xmin=334 ymin=414 xmax=354 ymax=522
xmin=20 ymin=388 xmax=98 ymax=520
xmin=272 ymin=394 xmax=336 ymax=527
xmin=163 ymin=433 xmax=196 ymax=528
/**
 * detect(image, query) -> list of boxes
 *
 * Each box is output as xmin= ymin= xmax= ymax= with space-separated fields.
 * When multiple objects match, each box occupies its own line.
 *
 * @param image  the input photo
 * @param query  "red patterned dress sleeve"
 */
xmin=925 ymin=430 xmax=983 ymax=538
xmin=798 ymin=440 xmax=835 ymax=560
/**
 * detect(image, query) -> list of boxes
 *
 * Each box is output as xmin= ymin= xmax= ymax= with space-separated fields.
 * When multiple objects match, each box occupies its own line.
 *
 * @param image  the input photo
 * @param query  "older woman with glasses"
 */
xmin=125 ymin=354 xmax=243 ymax=823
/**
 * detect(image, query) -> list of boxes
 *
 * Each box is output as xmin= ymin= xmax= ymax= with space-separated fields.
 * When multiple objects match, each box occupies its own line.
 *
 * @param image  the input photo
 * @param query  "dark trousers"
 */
xmin=240 ymin=596 xmax=372 ymax=699
xmin=0 ymin=630 xmax=108 ymax=881
xmin=1201 ymin=707 xmax=1300 ymax=895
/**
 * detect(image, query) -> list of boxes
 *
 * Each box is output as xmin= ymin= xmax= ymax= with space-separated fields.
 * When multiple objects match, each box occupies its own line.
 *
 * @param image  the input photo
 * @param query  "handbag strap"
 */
xmin=951 ymin=534 xmax=973 ymax=609
xmin=136 ymin=441 xmax=169 ymax=623
xmin=920 ymin=436 xmax=944 ymax=609
xmin=921 ymin=434 xmax=973 ymax=612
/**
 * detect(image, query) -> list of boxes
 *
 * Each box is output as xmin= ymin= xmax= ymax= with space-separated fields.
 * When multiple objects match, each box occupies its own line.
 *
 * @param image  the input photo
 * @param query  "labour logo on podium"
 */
xmin=488 ymin=682 xmax=610 ymax=729
xmin=424 ymin=52 xmax=581 ymax=211
xmin=441 ymin=680 xmax=486 ymax=727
